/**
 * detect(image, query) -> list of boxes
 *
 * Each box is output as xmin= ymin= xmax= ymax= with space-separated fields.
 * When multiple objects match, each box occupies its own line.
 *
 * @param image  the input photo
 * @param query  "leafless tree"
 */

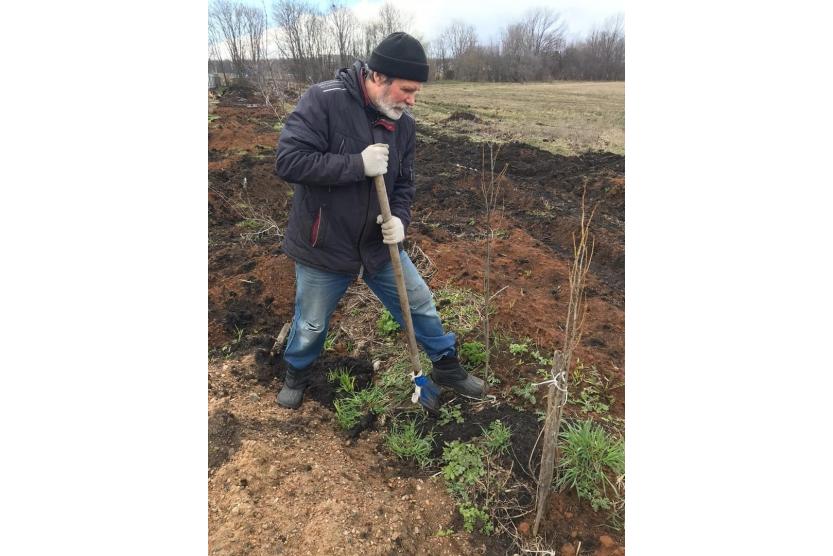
xmin=480 ymin=142 xmax=507 ymax=381
xmin=378 ymin=2 xmax=413 ymax=36
xmin=496 ymin=8 xmax=568 ymax=81
xmin=272 ymin=0 xmax=311 ymax=81
xmin=429 ymin=32 xmax=449 ymax=79
xmin=301 ymin=9 xmax=332 ymax=82
xmin=328 ymin=2 xmax=359 ymax=68
xmin=500 ymin=23 xmax=532 ymax=81
xmin=241 ymin=5 xmax=267 ymax=73
xmin=208 ymin=18 xmax=228 ymax=84
xmin=210 ymin=0 xmax=248 ymax=77
xmin=523 ymin=7 xmax=567 ymax=56
xmin=436 ymin=21 xmax=478 ymax=79
xmin=361 ymin=21 xmax=386 ymax=59
xmin=441 ymin=20 xmax=477 ymax=60
xmin=533 ymin=191 xmax=597 ymax=536
xmin=585 ymin=14 xmax=625 ymax=80
xmin=258 ymin=1 xmax=624 ymax=84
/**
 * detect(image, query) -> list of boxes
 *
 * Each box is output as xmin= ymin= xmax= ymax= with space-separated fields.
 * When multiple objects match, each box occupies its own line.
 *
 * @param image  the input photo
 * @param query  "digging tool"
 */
xmin=269 ymin=322 xmax=292 ymax=358
xmin=373 ymin=174 xmax=442 ymax=413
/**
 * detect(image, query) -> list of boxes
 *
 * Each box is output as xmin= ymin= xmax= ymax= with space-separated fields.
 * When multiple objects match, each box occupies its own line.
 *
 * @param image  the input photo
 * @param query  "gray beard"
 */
xmin=375 ymin=98 xmax=407 ymax=120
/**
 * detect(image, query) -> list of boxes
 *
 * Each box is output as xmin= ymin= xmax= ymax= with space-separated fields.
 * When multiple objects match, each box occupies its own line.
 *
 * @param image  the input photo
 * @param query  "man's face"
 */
xmin=376 ymin=78 xmax=422 ymax=120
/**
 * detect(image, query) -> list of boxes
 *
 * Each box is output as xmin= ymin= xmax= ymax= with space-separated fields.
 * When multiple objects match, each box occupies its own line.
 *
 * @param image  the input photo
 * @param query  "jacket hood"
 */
xmin=338 ymin=61 xmax=394 ymax=124
xmin=336 ymin=61 xmax=367 ymax=107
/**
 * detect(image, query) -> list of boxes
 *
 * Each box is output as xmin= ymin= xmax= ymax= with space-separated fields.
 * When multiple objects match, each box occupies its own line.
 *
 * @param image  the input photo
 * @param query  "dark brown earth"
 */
xmin=208 ymin=83 xmax=625 ymax=555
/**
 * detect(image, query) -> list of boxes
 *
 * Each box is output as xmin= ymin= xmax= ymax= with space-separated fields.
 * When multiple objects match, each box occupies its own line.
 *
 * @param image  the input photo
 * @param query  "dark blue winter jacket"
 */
xmin=275 ymin=61 xmax=416 ymax=276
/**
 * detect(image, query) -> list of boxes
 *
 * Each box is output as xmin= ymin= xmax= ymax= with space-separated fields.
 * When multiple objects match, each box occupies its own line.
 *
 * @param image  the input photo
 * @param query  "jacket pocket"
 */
xmin=309 ymin=205 xmax=328 ymax=247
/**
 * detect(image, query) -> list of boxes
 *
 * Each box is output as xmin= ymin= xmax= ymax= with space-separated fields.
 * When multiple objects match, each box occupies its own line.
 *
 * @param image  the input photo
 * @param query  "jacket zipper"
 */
xmin=357 ymin=119 xmax=378 ymax=268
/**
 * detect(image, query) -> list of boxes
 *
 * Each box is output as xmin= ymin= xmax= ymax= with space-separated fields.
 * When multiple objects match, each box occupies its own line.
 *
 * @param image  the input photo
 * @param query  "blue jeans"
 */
xmin=283 ymin=251 xmax=457 ymax=371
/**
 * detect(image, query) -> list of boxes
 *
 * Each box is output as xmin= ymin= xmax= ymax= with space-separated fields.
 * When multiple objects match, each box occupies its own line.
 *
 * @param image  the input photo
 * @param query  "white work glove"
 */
xmin=376 ymin=214 xmax=404 ymax=244
xmin=361 ymin=143 xmax=389 ymax=177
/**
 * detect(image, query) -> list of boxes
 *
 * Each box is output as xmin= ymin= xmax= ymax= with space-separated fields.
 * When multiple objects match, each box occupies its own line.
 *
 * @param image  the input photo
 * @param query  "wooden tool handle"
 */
xmin=373 ymin=175 xmax=422 ymax=375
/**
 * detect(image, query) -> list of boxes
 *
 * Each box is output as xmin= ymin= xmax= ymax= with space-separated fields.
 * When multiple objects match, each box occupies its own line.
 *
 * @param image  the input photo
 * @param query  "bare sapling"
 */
xmin=532 ymin=187 xmax=596 ymax=536
xmin=254 ymin=58 xmax=290 ymax=121
xmin=480 ymin=142 xmax=508 ymax=382
xmin=253 ymin=2 xmax=288 ymax=121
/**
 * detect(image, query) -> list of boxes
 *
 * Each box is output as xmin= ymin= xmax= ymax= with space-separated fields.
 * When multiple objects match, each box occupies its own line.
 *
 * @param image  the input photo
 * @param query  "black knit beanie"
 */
xmin=368 ymin=32 xmax=429 ymax=82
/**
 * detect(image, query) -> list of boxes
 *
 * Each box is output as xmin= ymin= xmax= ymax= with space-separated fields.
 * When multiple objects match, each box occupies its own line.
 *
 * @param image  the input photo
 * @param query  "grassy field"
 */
xmin=412 ymin=81 xmax=624 ymax=156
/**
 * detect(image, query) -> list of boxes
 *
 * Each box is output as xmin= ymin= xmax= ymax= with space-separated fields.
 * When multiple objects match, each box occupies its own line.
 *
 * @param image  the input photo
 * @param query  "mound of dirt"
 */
xmin=445 ymin=111 xmax=480 ymax=122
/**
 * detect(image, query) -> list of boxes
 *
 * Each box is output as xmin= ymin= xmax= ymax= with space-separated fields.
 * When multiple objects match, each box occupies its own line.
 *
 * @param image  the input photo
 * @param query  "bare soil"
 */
xmin=208 ymin=84 xmax=625 ymax=555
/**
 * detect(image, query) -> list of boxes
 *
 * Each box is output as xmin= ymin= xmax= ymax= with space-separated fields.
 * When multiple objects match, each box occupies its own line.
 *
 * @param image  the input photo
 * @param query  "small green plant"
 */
xmin=510 ymin=378 xmax=537 ymax=408
xmin=435 ymin=528 xmax=454 ymax=537
xmin=377 ymin=309 xmax=400 ymax=336
xmin=326 ymin=367 xmax=355 ymax=395
xmin=440 ymin=426 xmax=512 ymax=536
xmin=556 ymin=419 xmax=624 ymax=513
xmin=324 ymin=331 xmax=337 ymax=352
xmin=481 ymin=420 xmax=511 ymax=455
xmin=441 ymin=440 xmax=485 ymax=499
xmin=459 ymin=341 xmax=487 ymax=368
xmin=509 ymin=341 xmax=529 ymax=357
xmin=459 ymin=503 xmax=492 ymax=534
xmin=531 ymin=349 xmax=553 ymax=366
xmin=334 ymin=386 xmax=388 ymax=430
xmin=576 ymin=385 xmax=610 ymax=414
xmin=438 ymin=403 xmax=464 ymax=426
xmin=571 ymin=357 xmax=589 ymax=387
xmin=385 ymin=417 xmax=435 ymax=468
xmin=569 ymin=360 xmax=621 ymax=415
xmin=219 ymin=326 xmax=246 ymax=358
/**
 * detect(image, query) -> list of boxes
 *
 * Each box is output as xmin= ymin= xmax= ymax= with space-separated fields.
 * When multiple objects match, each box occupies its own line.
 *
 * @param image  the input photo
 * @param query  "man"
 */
xmin=273 ymin=32 xmax=487 ymax=410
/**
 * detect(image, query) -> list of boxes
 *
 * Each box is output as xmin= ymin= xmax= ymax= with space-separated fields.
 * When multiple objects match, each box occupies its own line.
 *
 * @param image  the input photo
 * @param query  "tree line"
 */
xmin=208 ymin=0 xmax=624 ymax=85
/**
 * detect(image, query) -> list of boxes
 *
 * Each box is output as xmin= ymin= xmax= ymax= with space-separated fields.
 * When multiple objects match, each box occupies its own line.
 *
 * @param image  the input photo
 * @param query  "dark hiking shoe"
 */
xmin=431 ymin=355 xmax=488 ymax=399
xmin=277 ymin=367 xmax=310 ymax=409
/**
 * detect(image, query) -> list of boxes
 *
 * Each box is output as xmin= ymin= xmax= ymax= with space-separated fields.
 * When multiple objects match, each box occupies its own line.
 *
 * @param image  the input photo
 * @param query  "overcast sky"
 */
xmin=235 ymin=0 xmax=624 ymax=46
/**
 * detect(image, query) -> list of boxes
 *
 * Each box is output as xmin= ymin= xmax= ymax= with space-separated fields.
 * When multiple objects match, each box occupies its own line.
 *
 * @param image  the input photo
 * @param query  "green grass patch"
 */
xmin=385 ymin=416 xmax=435 ymax=468
xmin=333 ymin=386 xmax=388 ymax=430
xmin=236 ymin=218 xmax=263 ymax=231
xmin=326 ymin=367 xmax=355 ymax=395
xmin=434 ymin=287 xmax=483 ymax=337
xmin=556 ymin=419 xmax=624 ymax=513
xmin=481 ymin=420 xmax=511 ymax=455
xmin=377 ymin=350 xmax=433 ymax=406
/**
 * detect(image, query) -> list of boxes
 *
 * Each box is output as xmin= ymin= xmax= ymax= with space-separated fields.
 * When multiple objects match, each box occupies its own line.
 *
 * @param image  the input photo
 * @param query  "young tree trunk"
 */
xmin=533 ymin=352 xmax=567 ymax=536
